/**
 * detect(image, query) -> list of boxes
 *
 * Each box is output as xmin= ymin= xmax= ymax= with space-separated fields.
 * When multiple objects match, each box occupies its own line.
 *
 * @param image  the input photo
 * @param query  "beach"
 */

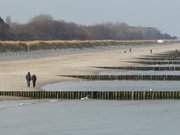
xmin=0 ymin=42 xmax=179 ymax=91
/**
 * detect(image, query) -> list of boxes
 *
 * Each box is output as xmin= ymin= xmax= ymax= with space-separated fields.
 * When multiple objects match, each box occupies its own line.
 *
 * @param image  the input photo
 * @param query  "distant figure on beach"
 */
xmin=129 ymin=48 xmax=132 ymax=53
xmin=26 ymin=72 xmax=31 ymax=88
xmin=31 ymin=74 xmax=37 ymax=88
xmin=150 ymin=49 xmax=153 ymax=54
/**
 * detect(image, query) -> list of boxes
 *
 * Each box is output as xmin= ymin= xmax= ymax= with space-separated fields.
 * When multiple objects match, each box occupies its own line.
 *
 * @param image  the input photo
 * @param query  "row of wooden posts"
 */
xmin=97 ymin=66 xmax=180 ymax=71
xmin=130 ymin=61 xmax=180 ymax=65
xmin=138 ymin=57 xmax=180 ymax=61
xmin=1 ymin=91 xmax=180 ymax=100
xmin=62 ymin=75 xmax=180 ymax=81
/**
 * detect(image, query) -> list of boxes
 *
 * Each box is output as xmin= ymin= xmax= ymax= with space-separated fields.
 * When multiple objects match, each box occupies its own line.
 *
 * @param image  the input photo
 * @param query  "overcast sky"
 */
xmin=0 ymin=0 xmax=179 ymax=36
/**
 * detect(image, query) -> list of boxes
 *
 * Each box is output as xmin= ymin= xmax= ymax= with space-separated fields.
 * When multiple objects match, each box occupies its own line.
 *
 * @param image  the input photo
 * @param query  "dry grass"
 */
xmin=0 ymin=40 xmax=158 ymax=52
xmin=0 ymin=40 xmax=156 ymax=45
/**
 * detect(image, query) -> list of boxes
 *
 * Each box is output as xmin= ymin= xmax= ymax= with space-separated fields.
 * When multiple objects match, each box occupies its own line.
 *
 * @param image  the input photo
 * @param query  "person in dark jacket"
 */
xmin=31 ymin=74 xmax=37 ymax=88
xmin=26 ymin=72 xmax=31 ymax=87
xmin=150 ymin=49 xmax=153 ymax=54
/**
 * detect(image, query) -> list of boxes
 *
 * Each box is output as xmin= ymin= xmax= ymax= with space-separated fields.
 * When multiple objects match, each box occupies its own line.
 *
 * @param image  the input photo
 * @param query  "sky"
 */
xmin=0 ymin=0 xmax=179 ymax=36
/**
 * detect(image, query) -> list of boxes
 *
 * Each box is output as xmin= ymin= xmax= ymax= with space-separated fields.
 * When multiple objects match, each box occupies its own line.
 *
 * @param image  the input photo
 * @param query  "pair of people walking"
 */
xmin=26 ymin=72 xmax=37 ymax=88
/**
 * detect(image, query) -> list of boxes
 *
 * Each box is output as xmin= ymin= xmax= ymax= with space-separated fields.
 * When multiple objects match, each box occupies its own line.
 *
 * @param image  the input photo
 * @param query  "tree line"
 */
xmin=0 ymin=15 xmax=176 ymax=40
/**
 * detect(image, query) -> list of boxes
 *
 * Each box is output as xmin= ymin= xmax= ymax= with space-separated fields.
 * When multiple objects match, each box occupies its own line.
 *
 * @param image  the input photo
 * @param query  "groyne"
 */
xmin=130 ymin=61 xmax=180 ymax=65
xmin=61 ymin=75 xmax=180 ymax=81
xmin=96 ymin=66 xmax=180 ymax=71
xmin=0 ymin=91 xmax=180 ymax=100
xmin=138 ymin=57 xmax=180 ymax=61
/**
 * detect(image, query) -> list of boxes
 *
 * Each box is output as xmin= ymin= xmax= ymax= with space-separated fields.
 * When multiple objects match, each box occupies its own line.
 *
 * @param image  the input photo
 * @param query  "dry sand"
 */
xmin=0 ymin=43 xmax=180 ymax=91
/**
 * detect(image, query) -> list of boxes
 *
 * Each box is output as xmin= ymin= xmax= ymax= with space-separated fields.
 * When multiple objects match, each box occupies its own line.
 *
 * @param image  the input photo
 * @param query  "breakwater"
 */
xmin=96 ymin=66 xmax=180 ymax=71
xmin=61 ymin=75 xmax=180 ymax=81
xmin=139 ymin=56 xmax=180 ymax=60
xmin=130 ymin=60 xmax=180 ymax=65
xmin=0 ymin=91 xmax=180 ymax=100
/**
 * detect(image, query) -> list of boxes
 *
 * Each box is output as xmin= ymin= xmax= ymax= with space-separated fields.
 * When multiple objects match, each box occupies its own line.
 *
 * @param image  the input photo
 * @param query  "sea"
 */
xmin=0 ymin=100 xmax=180 ymax=135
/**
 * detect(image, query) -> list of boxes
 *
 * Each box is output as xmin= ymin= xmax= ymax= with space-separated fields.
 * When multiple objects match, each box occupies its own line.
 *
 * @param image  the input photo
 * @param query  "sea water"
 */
xmin=42 ymin=80 xmax=180 ymax=91
xmin=0 ymin=100 xmax=180 ymax=135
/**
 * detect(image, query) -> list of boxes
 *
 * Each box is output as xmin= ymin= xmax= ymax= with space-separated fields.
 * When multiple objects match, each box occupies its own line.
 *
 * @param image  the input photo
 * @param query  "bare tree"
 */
xmin=2 ymin=15 xmax=176 ymax=40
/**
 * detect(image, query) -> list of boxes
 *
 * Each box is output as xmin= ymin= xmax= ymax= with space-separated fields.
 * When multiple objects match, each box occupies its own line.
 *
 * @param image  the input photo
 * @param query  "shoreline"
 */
xmin=0 ymin=42 xmax=180 ymax=96
xmin=39 ymin=42 xmax=180 ymax=90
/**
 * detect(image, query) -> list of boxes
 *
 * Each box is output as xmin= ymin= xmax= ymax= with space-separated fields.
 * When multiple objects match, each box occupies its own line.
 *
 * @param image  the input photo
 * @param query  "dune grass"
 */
xmin=0 ymin=40 xmax=160 ymax=52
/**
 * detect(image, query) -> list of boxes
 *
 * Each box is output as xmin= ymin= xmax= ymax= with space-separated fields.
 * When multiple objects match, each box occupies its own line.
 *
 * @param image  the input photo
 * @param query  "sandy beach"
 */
xmin=0 ymin=43 xmax=180 ymax=91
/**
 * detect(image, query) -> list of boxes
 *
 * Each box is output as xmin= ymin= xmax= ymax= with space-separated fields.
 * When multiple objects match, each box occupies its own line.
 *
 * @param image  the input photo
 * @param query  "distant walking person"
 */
xmin=31 ymin=74 xmax=37 ymax=88
xmin=150 ymin=49 xmax=153 ymax=54
xmin=26 ymin=72 xmax=31 ymax=88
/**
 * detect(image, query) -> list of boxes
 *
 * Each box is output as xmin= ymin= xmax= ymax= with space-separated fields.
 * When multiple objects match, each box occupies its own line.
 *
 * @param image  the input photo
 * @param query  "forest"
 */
xmin=0 ymin=15 xmax=176 ymax=40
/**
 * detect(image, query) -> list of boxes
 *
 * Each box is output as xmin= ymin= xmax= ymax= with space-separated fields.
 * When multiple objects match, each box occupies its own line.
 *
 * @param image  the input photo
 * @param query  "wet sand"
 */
xmin=0 ymin=43 xmax=180 ymax=91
